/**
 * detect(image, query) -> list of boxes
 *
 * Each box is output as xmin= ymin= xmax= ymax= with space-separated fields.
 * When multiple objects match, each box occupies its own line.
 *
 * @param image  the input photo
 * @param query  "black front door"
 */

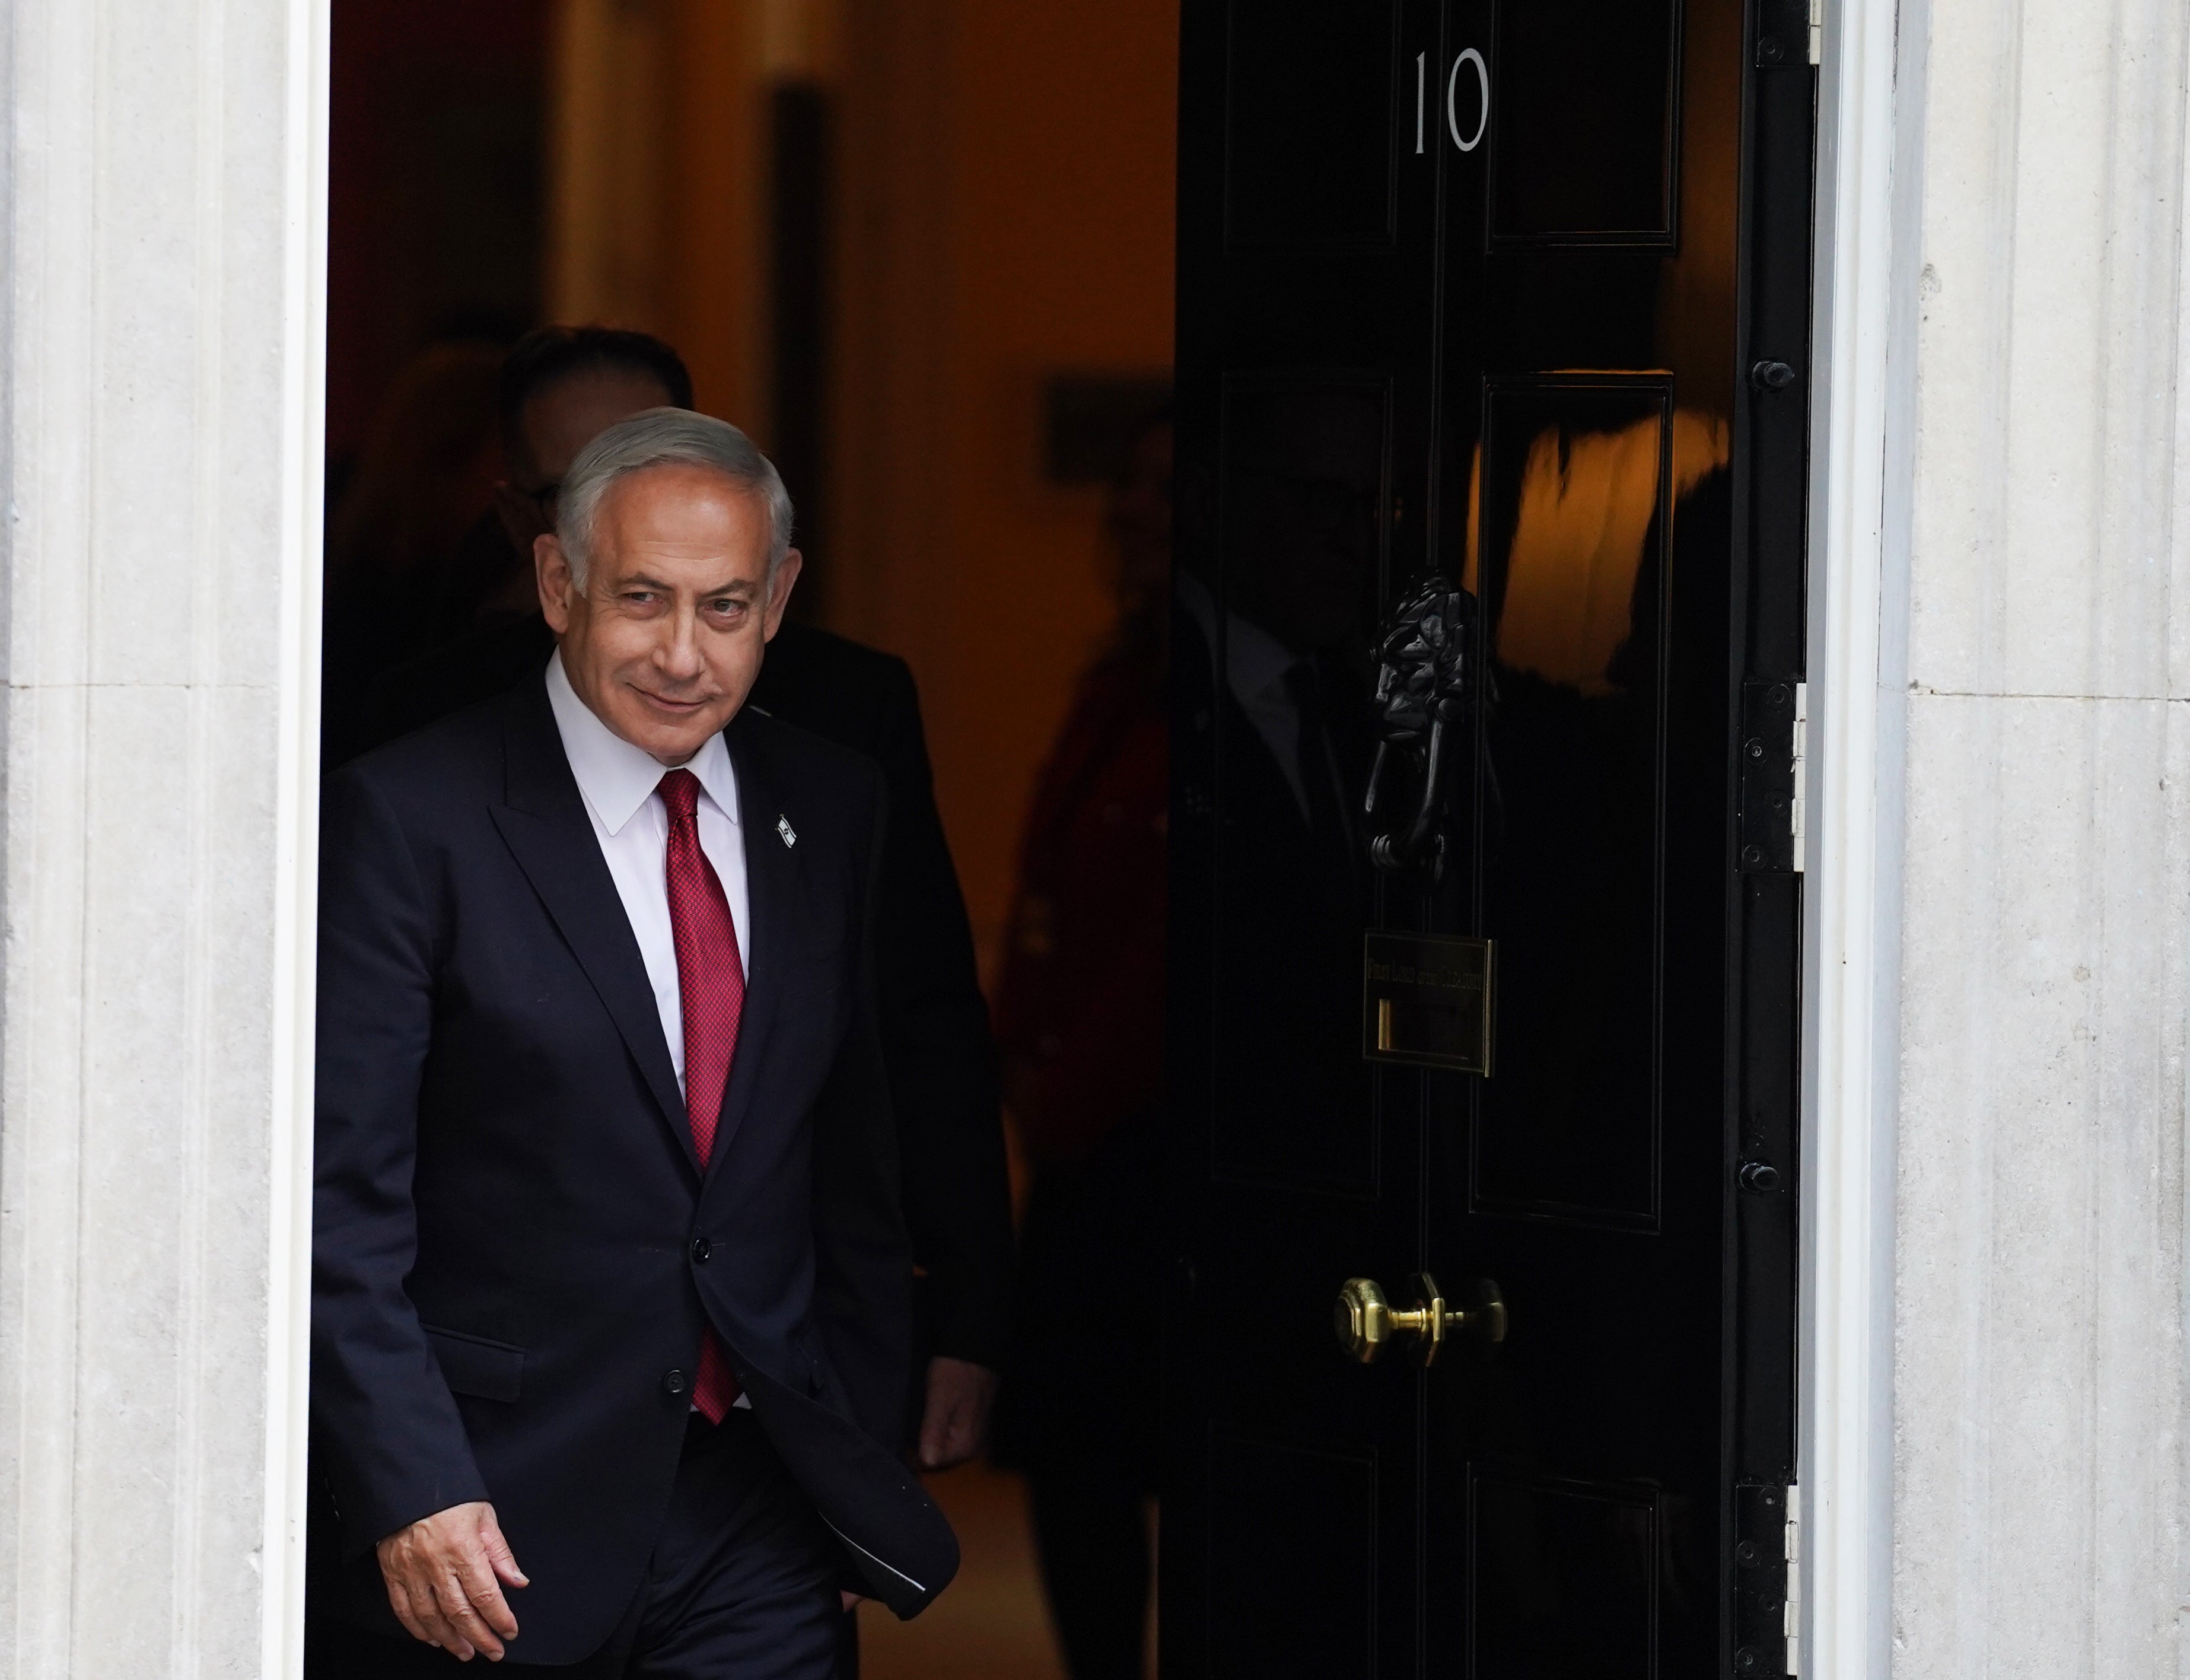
xmin=1166 ymin=2 xmax=1813 ymax=1675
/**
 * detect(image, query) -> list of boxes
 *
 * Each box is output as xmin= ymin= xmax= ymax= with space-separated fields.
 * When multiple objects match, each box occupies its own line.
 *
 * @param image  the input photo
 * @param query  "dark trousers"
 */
xmin=307 ymin=1412 xmax=843 ymax=1679
xmin=1027 ymin=1468 xmax=1153 ymax=1680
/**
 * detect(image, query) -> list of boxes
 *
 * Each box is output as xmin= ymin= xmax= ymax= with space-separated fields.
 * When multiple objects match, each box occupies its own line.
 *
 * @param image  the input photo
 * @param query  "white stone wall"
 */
xmin=1863 ymin=0 xmax=2190 ymax=1671
xmin=0 ymin=2 xmax=326 ymax=1677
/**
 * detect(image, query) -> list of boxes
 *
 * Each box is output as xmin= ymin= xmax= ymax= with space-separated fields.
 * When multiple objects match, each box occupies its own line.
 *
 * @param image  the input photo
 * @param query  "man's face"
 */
xmin=494 ymin=369 xmax=673 ymax=552
xmin=536 ymin=464 xmax=803 ymax=766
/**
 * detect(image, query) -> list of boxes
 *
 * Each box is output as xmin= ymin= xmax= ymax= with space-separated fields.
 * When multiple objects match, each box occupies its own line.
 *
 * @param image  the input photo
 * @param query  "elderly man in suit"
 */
xmin=358 ymin=328 xmax=1013 ymax=1479
xmin=310 ymin=409 xmax=955 ymax=1676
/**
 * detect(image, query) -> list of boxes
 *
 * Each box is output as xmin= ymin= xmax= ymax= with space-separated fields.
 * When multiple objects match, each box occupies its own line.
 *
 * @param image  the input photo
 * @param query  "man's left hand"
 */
xmin=916 ymin=1356 xmax=999 ymax=1470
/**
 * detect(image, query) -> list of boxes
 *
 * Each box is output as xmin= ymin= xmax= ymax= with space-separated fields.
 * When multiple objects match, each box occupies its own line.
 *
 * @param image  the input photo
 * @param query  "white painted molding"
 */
xmin=266 ymin=5 xmax=331 ymax=1676
xmin=1802 ymin=0 xmax=1914 ymax=1668
xmin=0 ymin=1 xmax=329 ymax=1675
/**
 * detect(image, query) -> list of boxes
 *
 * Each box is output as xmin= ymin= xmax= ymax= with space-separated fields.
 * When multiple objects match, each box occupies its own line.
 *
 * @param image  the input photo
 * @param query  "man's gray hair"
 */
xmin=555 ymin=408 xmax=795 ymax=586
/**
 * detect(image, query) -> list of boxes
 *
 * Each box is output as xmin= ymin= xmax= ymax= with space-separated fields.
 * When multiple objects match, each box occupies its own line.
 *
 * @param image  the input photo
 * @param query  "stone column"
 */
xmin=1854 ymin=0 xmax=2190 ymax=1671
xmin=0 ymin=2 xmax=327 ymax=1676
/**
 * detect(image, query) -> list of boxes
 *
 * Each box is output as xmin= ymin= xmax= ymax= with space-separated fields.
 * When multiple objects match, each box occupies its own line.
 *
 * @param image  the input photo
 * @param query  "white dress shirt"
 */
xmin=545 ymin=652 xmax=750 ymax=1095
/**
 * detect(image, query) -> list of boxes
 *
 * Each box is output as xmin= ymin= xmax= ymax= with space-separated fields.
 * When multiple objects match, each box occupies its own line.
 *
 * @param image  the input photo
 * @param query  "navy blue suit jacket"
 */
xmin=309 ymin=673 xmax=958 ymax=1662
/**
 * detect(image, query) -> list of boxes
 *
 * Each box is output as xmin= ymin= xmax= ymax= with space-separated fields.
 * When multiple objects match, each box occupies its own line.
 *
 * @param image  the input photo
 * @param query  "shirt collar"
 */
xmin=545 ymin=650 xmax=741 ymax=836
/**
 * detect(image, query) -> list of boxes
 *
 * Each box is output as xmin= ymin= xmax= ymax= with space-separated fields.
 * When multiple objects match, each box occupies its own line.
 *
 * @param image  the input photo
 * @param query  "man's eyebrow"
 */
xmin=616 ymin=571 xmax=757 ymax=598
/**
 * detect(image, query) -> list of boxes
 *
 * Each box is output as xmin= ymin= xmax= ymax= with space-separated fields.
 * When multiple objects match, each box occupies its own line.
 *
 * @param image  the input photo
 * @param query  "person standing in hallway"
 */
xmin=356 ymin=326 xmax=1014 ymax=1477
xmin=310 ymin=412 xmax=961 ymax=1675
xmin=320 ymin=338 xmax=508 ymax=766
xmin=989 ymin=413 xmax=1172 ymax=1680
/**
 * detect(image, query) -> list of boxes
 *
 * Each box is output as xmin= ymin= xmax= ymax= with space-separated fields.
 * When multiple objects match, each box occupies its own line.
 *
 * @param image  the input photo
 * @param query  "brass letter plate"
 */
xmin=1363 ymin=932 xmax=1494 ymax=1075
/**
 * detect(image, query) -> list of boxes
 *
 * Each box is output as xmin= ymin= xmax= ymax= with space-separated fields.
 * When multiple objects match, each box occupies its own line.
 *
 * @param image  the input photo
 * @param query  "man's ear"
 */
xmin=536 ymin=533 xmax=576 ymax=634
xmin=762 ymin=549 xmax=804 ymax=641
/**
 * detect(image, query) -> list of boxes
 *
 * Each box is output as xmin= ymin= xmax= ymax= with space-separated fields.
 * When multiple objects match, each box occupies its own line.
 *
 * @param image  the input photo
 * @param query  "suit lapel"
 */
xmin=488 ymin=679 xmax=699 ymax=1176
xmin=709 ymin=713 xmax=797 ymax=1175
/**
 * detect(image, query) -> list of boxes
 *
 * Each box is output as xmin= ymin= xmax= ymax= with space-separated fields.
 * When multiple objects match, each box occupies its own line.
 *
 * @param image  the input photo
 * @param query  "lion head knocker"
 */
xmin=1363 ymin=576 xmax=1476 ymax=877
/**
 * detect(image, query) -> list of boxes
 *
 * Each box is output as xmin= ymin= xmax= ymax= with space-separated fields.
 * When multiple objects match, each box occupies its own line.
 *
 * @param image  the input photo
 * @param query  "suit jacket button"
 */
xmin=662 ymin=1369 xmax=688 ymax=1396
xmin=690 ymin=1237 xmax=712 ymax=1264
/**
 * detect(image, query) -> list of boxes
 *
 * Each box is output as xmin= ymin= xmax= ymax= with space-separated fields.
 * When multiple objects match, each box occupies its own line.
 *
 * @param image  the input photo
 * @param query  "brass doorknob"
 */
xmin=1334 ymin=1272 xmax=1506 ymax=1365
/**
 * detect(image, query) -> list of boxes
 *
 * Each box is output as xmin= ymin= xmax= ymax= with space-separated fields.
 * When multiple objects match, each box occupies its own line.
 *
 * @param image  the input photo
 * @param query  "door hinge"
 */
xmin=1733 ymin=1481 xmax=1796 ymax=1676
xmin=1784 ymin=1490 xmax=1802 ymax=1674
xmin=1737 ymin=680 xmax=1804 ymax=874
xmin=1808 ymin=0 xmax=1823 ymax=64
xmin=1790 ymin=682 xmax=1807 ymax=872
xmin=1756 ymin=0 xmax=1812 ymax=67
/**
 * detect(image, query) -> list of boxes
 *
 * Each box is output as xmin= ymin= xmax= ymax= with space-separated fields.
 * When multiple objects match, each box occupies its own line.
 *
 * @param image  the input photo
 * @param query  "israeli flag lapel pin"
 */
xmin=776 ymin=814 xmax=798 ymax=848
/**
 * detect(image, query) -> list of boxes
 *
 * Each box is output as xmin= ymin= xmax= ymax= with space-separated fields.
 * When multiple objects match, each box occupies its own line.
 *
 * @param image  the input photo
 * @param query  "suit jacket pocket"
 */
xmin=423 ymin=1323 xmax=526 ymax=1403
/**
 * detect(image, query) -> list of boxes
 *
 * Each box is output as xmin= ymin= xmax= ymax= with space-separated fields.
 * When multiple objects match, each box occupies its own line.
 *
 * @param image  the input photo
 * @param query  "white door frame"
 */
xmin=268 ymin=9 xmax=334 ymax=1673
xmin=1801 ymin=0 xmax=1914 ymax=1670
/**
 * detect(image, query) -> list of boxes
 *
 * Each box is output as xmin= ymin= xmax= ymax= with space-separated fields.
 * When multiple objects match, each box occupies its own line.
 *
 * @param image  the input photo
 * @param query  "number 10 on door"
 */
xmin=1418 ymin=48 xmax=1489 ymax=154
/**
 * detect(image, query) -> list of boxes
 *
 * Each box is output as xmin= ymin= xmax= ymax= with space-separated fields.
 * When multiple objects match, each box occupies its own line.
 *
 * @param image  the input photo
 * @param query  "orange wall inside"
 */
xmin=830 ymin=0 xmax=1178 ymax=967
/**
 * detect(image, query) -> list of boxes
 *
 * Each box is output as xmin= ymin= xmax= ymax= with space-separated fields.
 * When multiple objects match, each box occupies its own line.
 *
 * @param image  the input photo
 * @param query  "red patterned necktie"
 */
xmin=658 ymin=768 xmax=744 ymax=1422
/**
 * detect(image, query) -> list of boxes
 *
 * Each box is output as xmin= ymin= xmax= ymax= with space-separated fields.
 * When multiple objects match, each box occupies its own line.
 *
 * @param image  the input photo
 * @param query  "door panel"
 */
xmin=1170 ymin=0 xmax=1811 ymax=1673
xmin=1427 ymin=1 xmax=1750 ymax=1671
xmin=1471 ymin=378 xmax=1672 ymax=1230
xmin=1207 ymin=1436 xmax=1379 ymax=1679
xmin=1487 ymin=0 xmax=1683 ymax=246
xmin=1469 ymin=1468 xmax=1661 ymax=1675
xmin=1224 ymin=0 xmax=1402 ymax=249
xmin=1172 ymin=3 xmax=1439 ymax=1674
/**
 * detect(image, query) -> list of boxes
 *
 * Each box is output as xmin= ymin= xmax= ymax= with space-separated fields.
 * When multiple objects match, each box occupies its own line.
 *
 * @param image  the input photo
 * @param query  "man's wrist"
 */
xmin=335 ymin=1471 xmax=493 ymax=1565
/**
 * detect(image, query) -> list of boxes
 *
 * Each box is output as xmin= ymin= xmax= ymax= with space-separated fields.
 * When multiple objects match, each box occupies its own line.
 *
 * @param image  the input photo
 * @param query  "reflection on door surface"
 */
xmin=1169 ymin=0 xmax=1811 ymax=1675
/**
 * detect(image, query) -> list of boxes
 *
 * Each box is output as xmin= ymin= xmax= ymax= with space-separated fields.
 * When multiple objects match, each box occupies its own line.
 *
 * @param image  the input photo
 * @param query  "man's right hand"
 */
xmin=375 ymin=1501 xmax=529 ymax=1662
